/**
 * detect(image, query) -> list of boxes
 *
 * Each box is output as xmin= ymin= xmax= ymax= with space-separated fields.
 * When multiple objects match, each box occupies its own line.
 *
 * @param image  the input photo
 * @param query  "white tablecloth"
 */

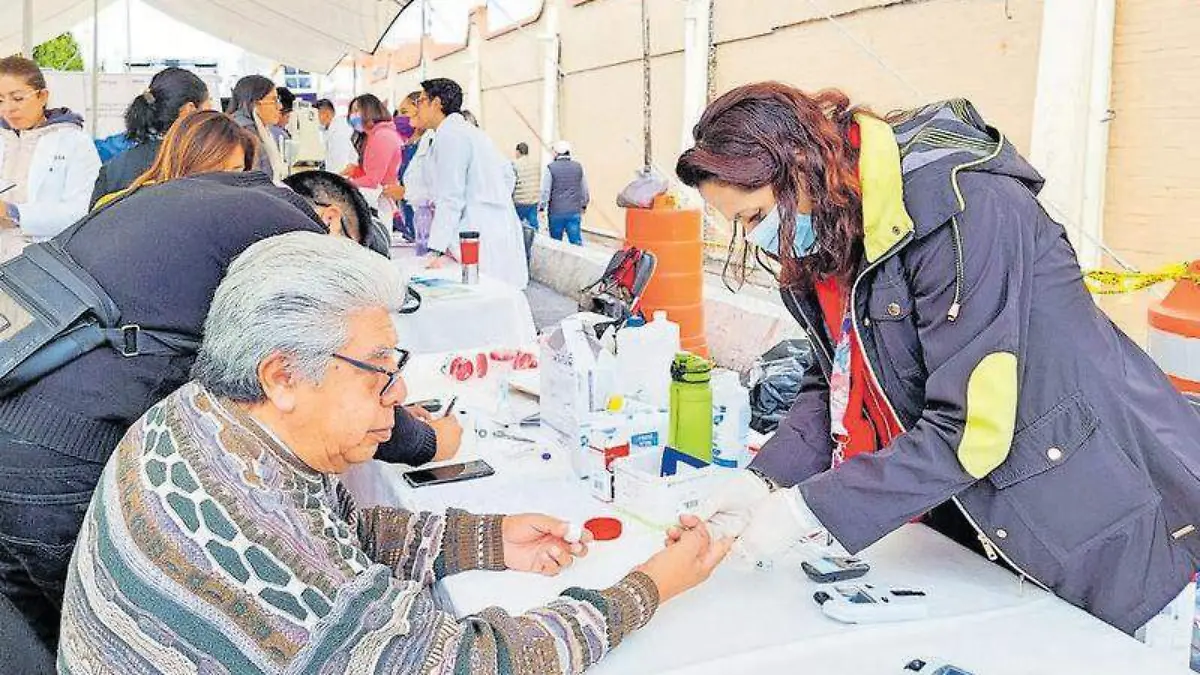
xmin=389 ymin=245 xmax=537 ymax=355
xmin=341 ymin=353 xmax=1192 ymax=675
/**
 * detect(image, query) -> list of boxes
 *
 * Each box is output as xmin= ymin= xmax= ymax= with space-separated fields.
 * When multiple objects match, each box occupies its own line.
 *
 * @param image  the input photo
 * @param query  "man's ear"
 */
xmin=257 ymin=352 xmax=299 ymax=413
xmin=320 ymin=204 xmax=346 ymax=236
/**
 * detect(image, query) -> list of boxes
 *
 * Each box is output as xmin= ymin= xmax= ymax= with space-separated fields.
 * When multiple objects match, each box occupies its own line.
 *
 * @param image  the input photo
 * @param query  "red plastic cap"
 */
xmin=584 ymin=517 xmax=623 ymax=541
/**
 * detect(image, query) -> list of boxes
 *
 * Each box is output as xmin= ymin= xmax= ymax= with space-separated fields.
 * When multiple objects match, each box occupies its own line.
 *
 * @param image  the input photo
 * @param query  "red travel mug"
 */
xmin=459 ymin=231 xmax=480 ymax=284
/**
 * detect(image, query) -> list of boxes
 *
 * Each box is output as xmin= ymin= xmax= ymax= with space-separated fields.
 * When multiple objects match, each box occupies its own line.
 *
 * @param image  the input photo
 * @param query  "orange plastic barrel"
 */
xmin=1147 ymin=261 xmax=1200 ymax=393
xmin=626 ymin=205 xmax=708 ymax=357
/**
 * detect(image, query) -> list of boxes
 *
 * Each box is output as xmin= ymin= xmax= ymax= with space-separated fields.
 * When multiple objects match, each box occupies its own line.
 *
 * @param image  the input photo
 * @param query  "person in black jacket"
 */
xmin=0 ymin=169 xmax=457 ymax=654
xmin=89 ymin=67 xmax=210 ymax=208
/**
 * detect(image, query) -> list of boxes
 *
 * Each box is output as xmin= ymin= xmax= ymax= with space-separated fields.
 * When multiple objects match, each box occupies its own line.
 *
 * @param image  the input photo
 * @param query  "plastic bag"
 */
xmin=616 ymin=168 xmax=669 ymax=209
xmin=747 ymin=339 xmax=814 ymax=434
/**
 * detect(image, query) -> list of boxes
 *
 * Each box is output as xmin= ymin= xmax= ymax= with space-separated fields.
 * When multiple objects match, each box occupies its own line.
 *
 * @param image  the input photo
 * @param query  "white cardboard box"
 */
xmin=611 ymin=450 xmax=727 ymax=529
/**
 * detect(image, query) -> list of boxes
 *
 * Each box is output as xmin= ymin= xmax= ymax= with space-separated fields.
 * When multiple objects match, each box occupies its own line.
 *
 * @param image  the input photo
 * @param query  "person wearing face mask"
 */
xmin=344 ymin=93 xmax=404 ymax=226
xmin=316 ymin=98 xmax=357 ymax=175
xmin=673 ymin=82 xmax=1200 ymax=638
xmin=0 ymin=56 xmax=101 ymax=260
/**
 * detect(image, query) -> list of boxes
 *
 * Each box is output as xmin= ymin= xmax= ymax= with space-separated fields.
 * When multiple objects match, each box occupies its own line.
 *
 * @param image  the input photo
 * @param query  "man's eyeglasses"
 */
xmin=331 ymin=347 xmax=411 ymax=398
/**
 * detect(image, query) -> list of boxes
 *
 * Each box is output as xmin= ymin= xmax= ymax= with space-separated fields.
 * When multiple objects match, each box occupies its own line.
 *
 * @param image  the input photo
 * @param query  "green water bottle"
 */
xmin=669 ymin=353 xmax=714 ymax=463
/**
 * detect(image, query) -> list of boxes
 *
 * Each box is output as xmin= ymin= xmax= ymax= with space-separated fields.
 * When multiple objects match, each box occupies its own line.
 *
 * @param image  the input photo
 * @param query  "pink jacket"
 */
xmin=350 ymin=123 xmax=404 ymax=189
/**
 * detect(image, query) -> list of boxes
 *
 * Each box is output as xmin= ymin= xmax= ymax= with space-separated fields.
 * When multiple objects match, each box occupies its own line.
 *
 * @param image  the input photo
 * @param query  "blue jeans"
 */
xmin=0 ymin=429 xmax=104 ymax=653
xmin=515 ymin=204 xmax=539 ymax=231
xmin=548 ymin=212 xmax=583 ymax=246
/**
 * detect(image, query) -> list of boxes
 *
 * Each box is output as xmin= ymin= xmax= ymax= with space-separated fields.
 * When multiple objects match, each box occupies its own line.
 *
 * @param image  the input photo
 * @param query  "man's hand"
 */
xmin=502 ymin=514 xmax=592 ymax=576
xmin=427 ymin=414 xmax=463 ymax=462
xmin=404 ymin=404 xmax=434 ymax=422
xmin=638 ymin=517 xmax=731 ymax=603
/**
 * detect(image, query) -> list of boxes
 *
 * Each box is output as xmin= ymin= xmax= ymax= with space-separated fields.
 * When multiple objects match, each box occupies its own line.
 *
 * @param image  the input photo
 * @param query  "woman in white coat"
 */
xmin=0 ymin=56 xmax=101 ymax=259
xmin=415 ymin=78 xmax=529 ymax=289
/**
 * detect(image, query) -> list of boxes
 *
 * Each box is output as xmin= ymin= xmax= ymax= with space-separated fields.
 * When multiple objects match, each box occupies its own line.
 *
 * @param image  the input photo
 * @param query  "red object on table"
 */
xmin=459 ymin=231 xmax=480 ymax=265
xmin=584 ymin=517 xmax=623 ymax=541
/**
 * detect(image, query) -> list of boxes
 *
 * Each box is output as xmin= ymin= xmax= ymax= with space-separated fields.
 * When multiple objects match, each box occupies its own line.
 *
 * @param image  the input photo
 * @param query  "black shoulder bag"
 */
xmin=0 ymin=205 xmax=200 ymax=398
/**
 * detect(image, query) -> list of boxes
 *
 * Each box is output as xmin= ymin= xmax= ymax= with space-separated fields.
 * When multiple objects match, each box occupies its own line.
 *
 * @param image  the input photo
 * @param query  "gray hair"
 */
xmin=192 ymin=231 xmax=404 ymax=401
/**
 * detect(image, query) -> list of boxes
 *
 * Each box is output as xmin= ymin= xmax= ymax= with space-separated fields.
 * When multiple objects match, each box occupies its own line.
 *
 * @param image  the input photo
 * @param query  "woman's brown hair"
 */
xmin=128 ymin=110 xmax=256 ymax=191
xmin=676 ymin=82 xmax=869 ymax=289
xmin=0 ymin=56 xmax=47 ymax=91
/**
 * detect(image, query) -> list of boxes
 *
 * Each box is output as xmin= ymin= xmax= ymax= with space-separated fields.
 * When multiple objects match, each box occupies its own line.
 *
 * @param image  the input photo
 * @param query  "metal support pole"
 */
xmin=21 ymin=0 xmax=34 ymax=57
xmin=91 ymin=0 xmax=101 ymax=137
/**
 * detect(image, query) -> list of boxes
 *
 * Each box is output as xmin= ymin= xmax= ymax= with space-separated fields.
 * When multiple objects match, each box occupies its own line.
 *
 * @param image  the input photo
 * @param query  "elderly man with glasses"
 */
xmin=58 ymin=232 xmax=730 ymax=674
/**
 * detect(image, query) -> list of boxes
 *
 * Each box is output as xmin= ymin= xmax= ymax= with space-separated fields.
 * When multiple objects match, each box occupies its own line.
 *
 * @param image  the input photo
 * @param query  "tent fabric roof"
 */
xmin=1 ymin=0 xmax=413 ymax=74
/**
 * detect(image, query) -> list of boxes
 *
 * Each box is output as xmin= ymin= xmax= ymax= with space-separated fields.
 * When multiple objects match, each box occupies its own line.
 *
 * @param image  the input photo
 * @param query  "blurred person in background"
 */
xmin=92 ymin=110 xmax=254 ymax=208
xmin=90 ymin=67 xmax=210 ymax=207
xmin=0 ymin=56 xmax=101 ymax=260
xmin=344 ymin=93 xmax=404 ymax=228
xmin=540 ymin=140 xmax=589 ymax=246
xmin=228 ymin=75 xmax=287 ymax=180
xmin=415 ymin=78 xmax=528 ymax=288
xmin=317 ymin=97 xmax=356 ymax=175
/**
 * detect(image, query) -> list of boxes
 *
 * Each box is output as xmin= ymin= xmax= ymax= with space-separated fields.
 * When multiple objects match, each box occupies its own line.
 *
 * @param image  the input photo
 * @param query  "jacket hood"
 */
xmin=855 ymin=99 xmax=1046 ymax=262
xmin=0 ymin=107 xmax=85 ymax=132
xmin=893 ymin=99 xmax=1044 ymax=237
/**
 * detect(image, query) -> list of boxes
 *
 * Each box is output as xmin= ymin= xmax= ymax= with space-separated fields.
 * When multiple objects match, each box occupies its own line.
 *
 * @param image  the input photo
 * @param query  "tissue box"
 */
xmin=611 ymin=449 xmax=725 ymax=529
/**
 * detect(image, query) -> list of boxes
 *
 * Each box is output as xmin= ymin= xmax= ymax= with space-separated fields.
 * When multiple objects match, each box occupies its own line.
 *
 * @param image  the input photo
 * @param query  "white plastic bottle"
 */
xmin=616 ymin=311 xmax=680 ymax=409
xmin=711 ymin=369 xmax=751 ymax=469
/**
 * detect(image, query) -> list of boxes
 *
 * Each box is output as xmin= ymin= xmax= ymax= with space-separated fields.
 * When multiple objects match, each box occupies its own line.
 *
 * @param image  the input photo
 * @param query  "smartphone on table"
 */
xmin=801 ymin=555 xmax=870 ymax=583
xmin=403 ymin=459 xmax=495 ymax=488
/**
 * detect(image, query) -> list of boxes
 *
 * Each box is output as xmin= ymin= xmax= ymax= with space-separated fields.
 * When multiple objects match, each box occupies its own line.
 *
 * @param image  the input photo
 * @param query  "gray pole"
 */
xmin=21 ymin=0 xmax=34 ymax=57
xmin=641 ymin=0 xmax=651 ymax=173
xmin=91 ymin=0 xmax=100 ymax=137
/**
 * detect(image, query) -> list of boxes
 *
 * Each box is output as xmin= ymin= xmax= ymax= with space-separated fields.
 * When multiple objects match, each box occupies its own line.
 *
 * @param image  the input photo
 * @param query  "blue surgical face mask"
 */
xmin=348 ymin=114 xmax=365 ymax=132
xmin=744 ymin=206 xmax=817 ymax=258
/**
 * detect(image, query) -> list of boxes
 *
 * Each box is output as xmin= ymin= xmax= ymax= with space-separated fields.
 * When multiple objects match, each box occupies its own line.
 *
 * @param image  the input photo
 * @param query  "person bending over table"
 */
xmin=59 ymin=233 xmax=730 ymax=674
xmin=672 ymin=82 xmax=1200 ymax=636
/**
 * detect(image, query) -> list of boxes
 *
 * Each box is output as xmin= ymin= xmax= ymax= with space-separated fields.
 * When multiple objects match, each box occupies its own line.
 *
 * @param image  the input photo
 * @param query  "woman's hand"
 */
xmin=425 ymin=252 xmax=453 ymax=269
xmin=428 ymin=414 xmax=464 ymax=462
xmin=502 ymin=514 xmax=592 ymax=576
xmin=687 ymin=470 xmax=774 ymax=540
xmin=639 ymin=516 xmax=731 ymax=603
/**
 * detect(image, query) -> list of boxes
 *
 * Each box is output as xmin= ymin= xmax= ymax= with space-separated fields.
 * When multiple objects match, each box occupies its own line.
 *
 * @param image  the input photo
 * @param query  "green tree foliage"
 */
xmin=32 ymin=33 xmax=84 ymax=71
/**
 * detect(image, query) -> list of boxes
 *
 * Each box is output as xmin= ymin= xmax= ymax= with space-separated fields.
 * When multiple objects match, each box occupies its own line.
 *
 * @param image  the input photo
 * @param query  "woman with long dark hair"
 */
xmin=228 ymin=75 xmax=286 ymax=180
xmin=344 ymin=93 xmax=404 ymax=224
xmin=93 ymin=110 xmax=255 ymax=208
xmin=675 ymin=82 xmax=1200 ymax=636
xmin=90 ymin=67 xmax=209 ymax=207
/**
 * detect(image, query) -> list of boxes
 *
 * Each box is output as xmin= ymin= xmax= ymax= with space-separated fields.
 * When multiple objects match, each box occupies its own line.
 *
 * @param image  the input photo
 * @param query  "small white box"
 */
xmin=611 ymin=450 xmax=726 ymax=529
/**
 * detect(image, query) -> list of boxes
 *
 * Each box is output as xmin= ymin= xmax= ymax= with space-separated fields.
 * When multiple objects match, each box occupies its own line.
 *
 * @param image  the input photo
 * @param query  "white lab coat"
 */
xmin=426 ymin=114 xmax=529 ymax=289
xmin=0 ymin=123 xmax=100 ymax=247
xmin=322 ymin=116 xmax=357 ymax=175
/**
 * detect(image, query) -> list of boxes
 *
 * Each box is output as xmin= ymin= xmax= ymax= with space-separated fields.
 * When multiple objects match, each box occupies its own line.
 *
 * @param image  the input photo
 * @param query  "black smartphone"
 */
xmin=403 ymin=460 xmax=495 ymax=488
xmin=801 ymin=555 xmax=871 ymax=583
xmin=409 ymin=398 xmax=445 ymax=414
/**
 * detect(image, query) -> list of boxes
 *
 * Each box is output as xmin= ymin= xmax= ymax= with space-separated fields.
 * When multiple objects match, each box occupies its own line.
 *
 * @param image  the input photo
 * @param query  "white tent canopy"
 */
xmin=1 ymin=0 xmax=413 ymax=73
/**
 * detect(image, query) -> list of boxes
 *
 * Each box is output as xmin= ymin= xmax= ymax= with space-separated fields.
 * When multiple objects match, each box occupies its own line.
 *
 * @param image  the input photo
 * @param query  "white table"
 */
xmin=388 ymin=244 xmax=537 ymax=355
xmin=342 ymin=354 xmax=1192 ymax=675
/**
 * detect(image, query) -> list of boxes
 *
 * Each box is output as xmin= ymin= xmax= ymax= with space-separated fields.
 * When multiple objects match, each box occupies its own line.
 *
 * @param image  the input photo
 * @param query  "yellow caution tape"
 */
xmin=1083 ymin=262 xmax=1200 ymax=295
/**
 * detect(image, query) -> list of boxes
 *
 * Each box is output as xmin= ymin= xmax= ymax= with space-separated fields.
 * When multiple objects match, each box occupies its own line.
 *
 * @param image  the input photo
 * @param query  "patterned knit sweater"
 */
xmin=59 ymin=382 xmax=659 ymax=674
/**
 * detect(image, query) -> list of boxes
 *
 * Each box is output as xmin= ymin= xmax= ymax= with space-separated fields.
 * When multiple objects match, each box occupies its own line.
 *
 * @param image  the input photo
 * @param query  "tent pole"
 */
xmin=21 ymin=0 xmax=34 ymax=57
xmin=91 ymin=0 xmax=100 ymax=137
